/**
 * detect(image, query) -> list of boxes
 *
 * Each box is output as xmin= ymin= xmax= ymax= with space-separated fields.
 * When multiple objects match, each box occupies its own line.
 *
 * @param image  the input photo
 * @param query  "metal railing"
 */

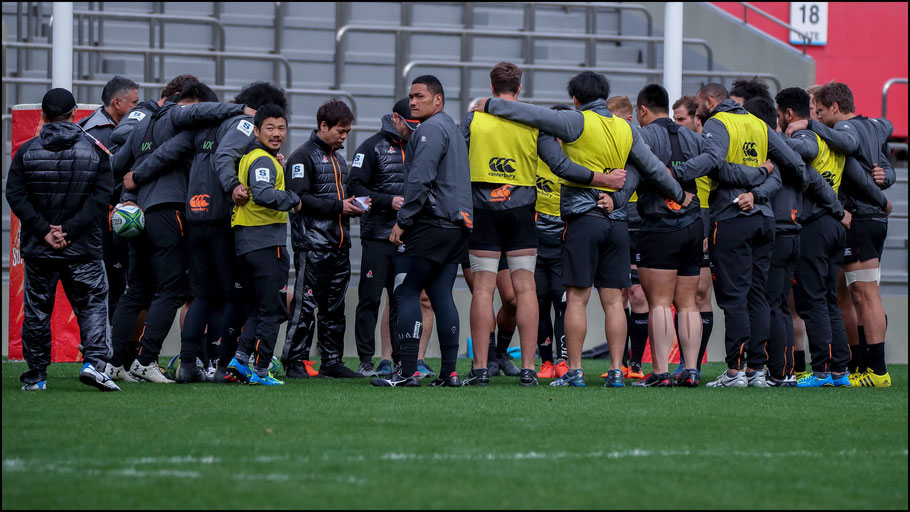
xmin=70 ymin=9 xmax=228 ymax=92
xmin=736 ymin=2 xmax=813 ymax=53
xmin=337 ymin=24 xmax=715 ymax=112
xmin=402 ymin=60 xmax=782 ymax=104
xmin=1 ymin=41 xmax=293 ymax=101
xmin=882 ymin=78 xmax=908 ymax=119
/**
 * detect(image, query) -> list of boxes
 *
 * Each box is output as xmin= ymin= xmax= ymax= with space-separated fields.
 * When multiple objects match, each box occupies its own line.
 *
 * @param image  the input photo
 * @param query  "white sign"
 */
xmin=789 ymin=2 xmax=828 ymax=46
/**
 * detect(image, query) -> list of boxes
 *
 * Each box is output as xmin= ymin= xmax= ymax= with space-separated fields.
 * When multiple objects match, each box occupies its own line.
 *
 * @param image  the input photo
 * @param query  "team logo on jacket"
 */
xmin=307 ymin=289 xmax=314 ymax=296
xmin=189 ymin=194 xmax=210 ymax=212
xmin=366 ymin=270 xmax=373 ymax=278
xmin=352 ymin=153 xmax=364 ymax=168
xmin=387 ymin=146 xmax=396 ymax=154
xmin=490 ymin=184 xmax=514 ymax=202
xmin=292 ymin=163 xmax=305 ymax=178
xmin=322 ymin=156 xmax=329 ymax=163
xmin=127 ymin=111 xmax=146 ymax=121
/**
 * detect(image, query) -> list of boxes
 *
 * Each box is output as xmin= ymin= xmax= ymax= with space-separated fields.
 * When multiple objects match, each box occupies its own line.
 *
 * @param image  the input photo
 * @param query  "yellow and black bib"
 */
xmin=468 ymin=112 xmax=539 ymax=187
xmin=232 ymin=148 xmax=288 ymax=228
xmin=535 ymin=158 xmax=561 ymax=217
xmin=811 ymin=132 xmax=845 ymax=193
xmin=696 ymin=177 xmax=711 ymax=209
xmin=702 ymin=111 xmax=769 ymax=193
xmin=561 ymin=110 xmax=632 ymax=192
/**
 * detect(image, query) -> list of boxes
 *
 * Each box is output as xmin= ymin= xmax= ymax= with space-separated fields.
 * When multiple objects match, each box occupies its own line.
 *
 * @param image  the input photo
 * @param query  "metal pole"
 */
xmin=663 ymin=2 xmax=683 ymax=103
xmin=52 ymin=2 xmax=73 ymax=90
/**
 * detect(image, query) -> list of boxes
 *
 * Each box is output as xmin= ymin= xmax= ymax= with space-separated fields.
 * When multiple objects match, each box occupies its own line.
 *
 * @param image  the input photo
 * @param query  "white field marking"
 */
xmin=128 ymin=456 xmax=217 ymax=465
xmin=375 ymin=448 xmax=909 ymax=462
xmin=232 ymin=473 xmax=290 ymax=482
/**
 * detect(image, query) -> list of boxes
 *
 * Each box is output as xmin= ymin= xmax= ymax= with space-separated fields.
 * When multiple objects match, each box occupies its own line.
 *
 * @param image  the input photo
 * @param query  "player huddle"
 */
xmin=8 ymin=62 xmax=895 ymax=391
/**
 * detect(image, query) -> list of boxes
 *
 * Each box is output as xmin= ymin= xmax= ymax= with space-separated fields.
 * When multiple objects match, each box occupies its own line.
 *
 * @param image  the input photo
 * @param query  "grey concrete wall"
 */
xmin=3 ymin=282 xmax=907 ymax=364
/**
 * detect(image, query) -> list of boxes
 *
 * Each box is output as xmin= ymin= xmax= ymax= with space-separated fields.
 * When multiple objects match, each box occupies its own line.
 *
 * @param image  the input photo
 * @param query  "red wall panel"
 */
xmin=712 ymin=2 xmax=908 ymax=139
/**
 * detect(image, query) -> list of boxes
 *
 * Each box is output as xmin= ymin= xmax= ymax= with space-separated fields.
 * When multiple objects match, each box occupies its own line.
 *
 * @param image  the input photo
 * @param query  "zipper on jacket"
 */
xmin=330 ymin=152 xmax=344 ymax=248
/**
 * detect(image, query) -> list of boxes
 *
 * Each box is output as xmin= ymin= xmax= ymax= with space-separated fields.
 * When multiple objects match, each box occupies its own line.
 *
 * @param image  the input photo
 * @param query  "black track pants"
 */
xmin=767 ymin=233 xmax=799 ymax=378
xmin=282 ymin=248 xmax=351 ymax=367
xmin=794 ymin=215 xmax=850 ymax=373
xmin=535 ymin=244 xmax=565 ymax=362
xmin=354 ymin=239 xmax=398 ymax=360
xmin=236 ymin=246 xmax=290 ymax=371
xmin=709 ymin=215 xmax=774 ymax=370
xmin=21 ymin=259 xmax=111 ymax=383
xmin=110 ymin=208 xmax=188 ymax=366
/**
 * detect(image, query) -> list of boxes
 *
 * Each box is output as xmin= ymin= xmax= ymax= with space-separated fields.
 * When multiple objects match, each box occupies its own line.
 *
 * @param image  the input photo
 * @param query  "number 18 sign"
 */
xmin=789 ymin=2 xmax=828 ymax=46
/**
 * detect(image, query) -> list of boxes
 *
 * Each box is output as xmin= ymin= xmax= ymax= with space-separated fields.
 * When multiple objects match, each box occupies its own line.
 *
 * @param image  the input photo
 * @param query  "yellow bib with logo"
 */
xmin=811 ymin=132 xmax=844 ymax=193
xmin=535 ymin=158 xmax=561 ymax=216
xmin=231 ymin=148 xmax=288 ymax=228
xmin=468 ymin=112 xmax=539 ymax=187
xmin=561 ymin=110 xmax=632 ymax=192
xmin=701 ymin=111 xmax=769 ymax=194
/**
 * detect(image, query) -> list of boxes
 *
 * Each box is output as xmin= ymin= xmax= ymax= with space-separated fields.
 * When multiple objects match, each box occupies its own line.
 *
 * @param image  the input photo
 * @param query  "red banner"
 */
xmin=8 ymin=104 xmax=99 ymax=362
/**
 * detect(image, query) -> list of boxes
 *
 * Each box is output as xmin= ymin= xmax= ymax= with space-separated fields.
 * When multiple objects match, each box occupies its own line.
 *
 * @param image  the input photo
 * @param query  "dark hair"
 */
xmin=177 ymin=82 xmax=219 ymax=103
xmin=45 ymin=112 xmax=73 ymax=123
xmin=673 ymin=95 xmax=697 ymax=116
xmin=730 ymin=77 xmax=771 ymax=102
xmin=490 ymin=62 xmax=522 ymax=96
xmin=814 ymin=82 xmax=855 ymax=113
xmin=697 ymin=83 xmax=729 ymax=102
xmin=254 ymin=103 xmax=287 ymax=129
xmin=550 ymin=104 xmax=572 ymax=111
xmin=567 ymin=71 xmax=610 ymax=104
xmin=101 ymin=75 xmax=139 ymax=107
xmin=161 ymin=74 xmax=199 ymax=100
xmin=235 ymin=81 xmax=289 ymax=112
xmin=316 ymin=99 xmax=355 ymax=129
xmin=412 ymin=75 xmax=445 ymax=103
xmin=775 ymin=87 xmax=811 ymax=120
xmin=636 ymin=83 xmax=669 ymax=113
xmin=744 ymin=96 xmax=777 ymax=129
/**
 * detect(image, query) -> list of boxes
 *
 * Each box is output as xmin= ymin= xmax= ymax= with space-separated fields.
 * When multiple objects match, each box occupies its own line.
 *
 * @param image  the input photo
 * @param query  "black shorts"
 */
xmin=188 ymin=222 xmax=244 ymax=299
xmin=636 ymin=220 xmax=704 ymax=277
xmin=700 ymin=210 xmax=711 ymax=268
xmin=469 ymin=205 xmax=538 ymax=252
xmin=403 ymin=222 xmax=470 ymax=265
xmin=844 ymin=218 xmax=887 ymax=264
xmin=562 ymin=214 xmax=631 ymax=289
xmin=535 ymin=244 xmax=563 ymax=297
xmin=629 ymin=230 xmax=641 ymax=267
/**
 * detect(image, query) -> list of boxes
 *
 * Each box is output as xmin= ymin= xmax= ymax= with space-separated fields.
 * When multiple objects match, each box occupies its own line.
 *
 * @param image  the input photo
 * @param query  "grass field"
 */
xmin=2 ymin=357 xmax=907 ymax=510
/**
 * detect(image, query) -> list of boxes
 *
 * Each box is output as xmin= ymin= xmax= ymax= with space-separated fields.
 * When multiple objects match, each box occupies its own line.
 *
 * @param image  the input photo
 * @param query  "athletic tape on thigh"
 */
xmin=844 ymin=267 xmax=880 ymax=286
xmin=469 ymin=254 xmax=499 ymax=274
xmin=506 ymin=254 xmax=537 ymax=273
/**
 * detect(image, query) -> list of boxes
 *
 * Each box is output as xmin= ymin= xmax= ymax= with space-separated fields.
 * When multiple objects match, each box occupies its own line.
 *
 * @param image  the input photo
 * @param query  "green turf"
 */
xmin=3 ymin=358 xmax=907 ymax=510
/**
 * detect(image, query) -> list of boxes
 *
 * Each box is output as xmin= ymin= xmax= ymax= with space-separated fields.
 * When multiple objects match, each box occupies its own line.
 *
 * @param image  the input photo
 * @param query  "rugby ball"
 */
xmin=111 ymin=204 xmax=145 ymax=238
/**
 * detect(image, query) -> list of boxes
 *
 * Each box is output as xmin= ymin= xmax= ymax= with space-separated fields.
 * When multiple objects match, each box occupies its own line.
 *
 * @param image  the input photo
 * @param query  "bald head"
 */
xmin=697 ymin=83 xmax=729 ymax=102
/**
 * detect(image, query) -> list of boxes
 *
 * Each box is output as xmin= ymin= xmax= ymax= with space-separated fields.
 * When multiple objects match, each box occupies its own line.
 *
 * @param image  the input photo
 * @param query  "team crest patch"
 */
xmin=237 ymin=120 xmax=254 ymax=136
xmin=352 ymin=153 xmax=365 ymax=168
xmin=292 ymin=163 xmax=305 ymax=178
xmin=322 ymin=155 xmax=329 ymax=163
xmin=254 ymin=167 xmax=270 ymax=182
xmin=127 ymin=110 xmax=146 ymax=121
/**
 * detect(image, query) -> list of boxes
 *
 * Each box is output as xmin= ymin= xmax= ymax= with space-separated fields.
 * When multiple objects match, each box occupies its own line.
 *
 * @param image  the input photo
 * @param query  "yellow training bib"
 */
xmin=811 ymin=132 xmax=845 ymax=193
xmin=561 ymin=110 xmax=632 ymax=192
xmin=468 ymin=112 xmax=539 ymax=187
xmin=232 ymin=148 xmax=288 ymax=228
xmin=535 ymin=158 xmax=561 ymax=217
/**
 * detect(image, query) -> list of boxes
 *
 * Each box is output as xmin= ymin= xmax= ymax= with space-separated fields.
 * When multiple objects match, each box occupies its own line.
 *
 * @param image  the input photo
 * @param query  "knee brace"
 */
xmin=506 ymin=254 xmax=537 ymax=273
xmin=844 ymin=268 xmax=880 ymax=287
xmin=469 ymin=254 xmax=499 ymax=274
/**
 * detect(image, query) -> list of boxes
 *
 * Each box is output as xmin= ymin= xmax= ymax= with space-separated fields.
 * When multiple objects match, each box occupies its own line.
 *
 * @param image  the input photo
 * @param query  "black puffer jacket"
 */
xmin=6 ymin=122 xmax=113 ymax=260
xmin=286 ymin=130 xmax=351 ymax=250
xmin=349 ymin=114 xmax=407 ymax=241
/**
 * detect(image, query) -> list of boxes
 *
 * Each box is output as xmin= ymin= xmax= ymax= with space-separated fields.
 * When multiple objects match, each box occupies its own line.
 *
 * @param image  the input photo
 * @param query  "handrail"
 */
xmin=0 ymin=76 xmax=355 ymax=119
xmin=402 ymin=60 xmax=782 ymax=96
xmin=882 ymin=78 xmax=908 ymax=118
xmin=0 ymin=41 xmax=293 ymax=88
xmin=736 ymin=2 xmax=812 ymax=54
xmin=71 ymin=10 xmax=226 ymax=50
xmin=336 ymin=24 xmax=714 ymax=100
xmin=477 ymin=2 xmax=653 ymax=36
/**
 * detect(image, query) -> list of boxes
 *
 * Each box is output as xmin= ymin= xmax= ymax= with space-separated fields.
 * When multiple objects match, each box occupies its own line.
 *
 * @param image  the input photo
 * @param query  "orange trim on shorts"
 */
xmin=175 ymin=211 xmax=184 ymax=237
xmin=255 ymin=339 xmax=261 ymax=367
xmin=712 ymin=222 xmax=718 ymax=245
